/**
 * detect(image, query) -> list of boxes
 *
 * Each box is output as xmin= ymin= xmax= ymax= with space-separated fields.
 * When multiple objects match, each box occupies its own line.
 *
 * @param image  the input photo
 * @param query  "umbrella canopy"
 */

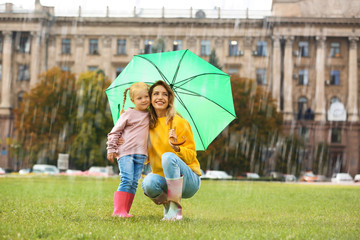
xmin=106 ymin=49 xmax=236 ymax=151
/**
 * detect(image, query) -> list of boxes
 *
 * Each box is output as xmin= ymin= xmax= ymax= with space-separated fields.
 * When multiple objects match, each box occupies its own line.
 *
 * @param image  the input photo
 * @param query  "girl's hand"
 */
xmin=118 ymin=137 xmax=124 ymax=146
xmin=169 ymin=129 xmax=180 ymax=152
xmin=107 ymin=153 xmax=116 ymax=163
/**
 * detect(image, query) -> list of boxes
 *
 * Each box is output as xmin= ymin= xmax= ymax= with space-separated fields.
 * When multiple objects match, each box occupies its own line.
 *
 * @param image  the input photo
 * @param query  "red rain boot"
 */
xmin=112 ymin=191 xmax=133 ymax=218
xmin=126 ymin=192 xmax=135 ymax=214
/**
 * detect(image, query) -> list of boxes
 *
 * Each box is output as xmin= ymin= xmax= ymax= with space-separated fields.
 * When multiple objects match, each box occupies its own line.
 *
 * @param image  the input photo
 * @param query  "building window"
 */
xmin=229 ymin=40 xmax=239 ymax=56
xmin=256 ymin=69 xmax=266 ymax=85
xmin=89 ymin=39 xmax=99 ymax=54
xmin=330 ymin=70 xmax=340 ymax=85
xmin=173 ymin=40 xmax=182 ymax=51
xmin=331 ymin=128 xmax=341 ymax=143
xmin=61 ymin=65 xmax=71 ymax=72
xmin=299 ymin=127 xmax=309 ymax=142
xmin=297 ymin=97 xmax=308 ymax=120
xmin=88 ymin=66 xmax=98 ymax=72
xmin=298 ymin=69 xmax=308 ymax=85
xmin=144 ymin=40 xmax=153 ymax=54
xmin=116 ymin=67 xmax=124 ymax=77
xmin=298 ymin=41 xmax=309 ymax=57
xmin=201 ymin=40 xmax=211 ymax=56
xmin=256 ymin=41 xmax=267 ymax=56
xmin=330 ymin=42 xmax=340 ymax=57
xmin=17 ymin=34 xmax=30 ymax=53
xmin=117 ymin=39 xmax=126 ymax=55
xmin=18 ymin=65 xmax=30 ymax=81
xmin=61 ymin=38 xmax=71 ymax=54
xmin=228 ymin=68 xmax=238 ymax=75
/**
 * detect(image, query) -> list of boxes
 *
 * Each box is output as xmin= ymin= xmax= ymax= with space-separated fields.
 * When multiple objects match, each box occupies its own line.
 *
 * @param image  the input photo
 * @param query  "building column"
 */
xmin=283 ymin=36 xmax=294 ymax=121
xmin=347 ymin=37 xmax=359 ymax=122
xmin=101 ymin=36 xmax=112 ymax=78
xmin=47 ymin=36 xmax=56 ymax=69
xmin=74 ymin=35 xmax=85 ymax=75
xmin=243 ymin=37 xmax=253 ymax=79
xmin=0 ymin=30 xmax=13 ymax=113
xmin=314 ymin=36 xmax=326 ymax=122
xmin=30 ymin=31 xmax=41 ymax=87
xmin=272 ymin=35 xmax=281 ymax=111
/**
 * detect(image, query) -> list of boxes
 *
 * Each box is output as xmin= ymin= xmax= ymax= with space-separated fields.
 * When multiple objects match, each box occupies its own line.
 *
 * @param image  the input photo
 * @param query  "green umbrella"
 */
xmin=106 ymin=49 xmax=236 ymax=151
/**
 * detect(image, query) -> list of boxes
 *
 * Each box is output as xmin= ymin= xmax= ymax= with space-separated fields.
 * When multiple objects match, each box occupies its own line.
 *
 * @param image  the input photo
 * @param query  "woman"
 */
xmin=142 ymin=80 xmax=201 ymax=221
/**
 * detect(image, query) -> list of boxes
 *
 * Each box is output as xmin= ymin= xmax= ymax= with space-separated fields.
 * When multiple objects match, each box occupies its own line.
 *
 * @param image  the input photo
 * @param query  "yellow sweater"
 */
xmin=148 ymin=115 xmax=202 ymax=177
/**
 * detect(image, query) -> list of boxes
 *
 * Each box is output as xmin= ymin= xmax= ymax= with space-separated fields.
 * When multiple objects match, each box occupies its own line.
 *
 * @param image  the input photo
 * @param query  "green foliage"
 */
xmin=208 ymin=48 xmax=222 ymax=70
xmin=151 ymin=38 xmax=166 ymax=53
xmin=13 ymin=68 xmax=112 ymax=170
xmin=198 ymin=74 xmax=283 ymax=176
xmin=1 ymin=176 xmax=360 ymax=239
xmin=13 ymin=67 xmax=77 ymax=165
xmin=69 ymin=70 xmax=113 ymax=169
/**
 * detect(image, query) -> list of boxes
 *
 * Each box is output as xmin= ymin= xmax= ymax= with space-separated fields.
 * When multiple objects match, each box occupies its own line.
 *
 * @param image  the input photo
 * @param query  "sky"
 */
xmin=1 ymin=0 xmax=273 ymax=12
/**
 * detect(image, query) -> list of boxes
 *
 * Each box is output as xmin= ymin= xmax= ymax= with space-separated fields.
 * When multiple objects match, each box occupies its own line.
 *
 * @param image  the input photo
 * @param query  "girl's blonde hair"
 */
xmin=120 ymin=82 xmax=149 ymax=114
xmin=149 ymin=80 xmax=176 ymax=129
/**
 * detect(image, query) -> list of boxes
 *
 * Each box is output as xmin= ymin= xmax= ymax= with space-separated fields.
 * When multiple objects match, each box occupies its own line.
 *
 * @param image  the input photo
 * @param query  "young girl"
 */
xmin=106 ymin=82 xmax=150 ymax=218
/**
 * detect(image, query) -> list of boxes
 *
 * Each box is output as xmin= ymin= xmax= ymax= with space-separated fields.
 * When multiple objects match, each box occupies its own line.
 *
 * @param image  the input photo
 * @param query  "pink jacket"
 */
xmin=106 ymin=108 xmax=149 ymax=159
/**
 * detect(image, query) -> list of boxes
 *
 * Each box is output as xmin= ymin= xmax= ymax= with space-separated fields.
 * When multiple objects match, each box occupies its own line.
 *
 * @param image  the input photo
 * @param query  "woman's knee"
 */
xmin=161 ymin=152 xmax=177 ymax=169
xmin=142 ymin=173 xmax=165 ymax=198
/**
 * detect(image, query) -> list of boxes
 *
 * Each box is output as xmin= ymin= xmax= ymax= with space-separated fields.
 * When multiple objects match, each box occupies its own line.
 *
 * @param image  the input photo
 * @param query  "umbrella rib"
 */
xmin=175 ymin=88 xmax=237 ymax=118
xmin=171 ymin=49 xmax=188 ymax=86
xmin=172 ymin=72 xmax=229 ymax=90
xmin=136 ymin=55 xmax=170 ymax=85
xmin=105 ymin=81 xmax=154 ymax=91
xmin=174 ymin=91 xmax=206 ymax=150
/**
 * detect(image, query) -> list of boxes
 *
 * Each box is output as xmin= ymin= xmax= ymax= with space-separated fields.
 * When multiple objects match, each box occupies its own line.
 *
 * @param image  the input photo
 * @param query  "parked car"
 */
xmin=299 ymin=171 xmax=318 ymax=182
xmin=19 ymin=168 xmax=31 ymax=175
xmin=284 ymin=174 xmax=297 ymax=182
xmin=316 ymin=175 xmax=328 ymax=182
xmin=331 ymin=173 xmax=354 ymax=183
xmin=0 ymin=167 xmax=5 ymax=175
xmin=354 ymin=174 xmax=360 ymax=182
xmin=201 ymin=170 xmax=232 ymax=180
xmin=32 ymin=164 xmax=60 ymax=175
xmin=238 ymin=172 xmax=260 ymax=179
xmin=268 ymin=171 xmax=283 ymax=181
xmin=86 ymin=166 xmax=113 ymax=176
xmin=64 ymin=169 xmax=84 ymax=176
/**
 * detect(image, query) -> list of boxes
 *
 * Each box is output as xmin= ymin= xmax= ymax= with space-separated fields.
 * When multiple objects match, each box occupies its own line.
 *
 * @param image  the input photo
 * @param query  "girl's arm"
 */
xmin=106 ymin=111 xmax=129 ymax=154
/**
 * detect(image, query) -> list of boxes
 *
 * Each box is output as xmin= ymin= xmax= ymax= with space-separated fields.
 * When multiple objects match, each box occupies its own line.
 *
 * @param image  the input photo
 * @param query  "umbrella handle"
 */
xmin=170 ymin=136 xmax=186 ymax=146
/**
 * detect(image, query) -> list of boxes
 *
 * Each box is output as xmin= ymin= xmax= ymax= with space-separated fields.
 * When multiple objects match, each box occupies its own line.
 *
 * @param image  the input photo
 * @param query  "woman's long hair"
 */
xmin=149 ymin=80 xmax=176 ymax=129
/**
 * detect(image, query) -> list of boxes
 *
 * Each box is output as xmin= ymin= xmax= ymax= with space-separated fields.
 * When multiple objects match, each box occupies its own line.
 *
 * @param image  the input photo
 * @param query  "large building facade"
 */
xmin=0 ymin=0 xmax=359 ymax=176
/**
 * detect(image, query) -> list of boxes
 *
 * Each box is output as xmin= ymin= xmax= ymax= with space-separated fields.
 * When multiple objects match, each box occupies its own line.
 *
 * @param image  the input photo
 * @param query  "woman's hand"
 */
xmin=169 ymin=129 xmax=180 ymax=152
xmin=107 ymin=153 xmax=116 ymax=163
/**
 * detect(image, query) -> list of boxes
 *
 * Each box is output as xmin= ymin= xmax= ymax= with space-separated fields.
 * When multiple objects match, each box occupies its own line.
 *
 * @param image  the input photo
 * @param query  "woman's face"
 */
xmin=151 ymin=85 xmax=169 ymax=117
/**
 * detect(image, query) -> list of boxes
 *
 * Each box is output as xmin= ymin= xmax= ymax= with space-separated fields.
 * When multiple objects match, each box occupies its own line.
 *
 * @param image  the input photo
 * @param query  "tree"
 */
xmin=197 ymin=74 xmax=283 ymax=176
xmin=68 ymin=70 xmax=113 ymax=170
xmin=151 ymin=38 xmax=166 ymax=53
xmin=13 ymin=67 xmax=77 ymax=166
xmin=209 ymin=49 xmax=222 ymax=70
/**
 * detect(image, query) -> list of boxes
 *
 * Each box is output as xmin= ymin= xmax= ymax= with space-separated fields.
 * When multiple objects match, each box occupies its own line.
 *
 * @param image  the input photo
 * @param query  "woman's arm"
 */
xmin=170 ymin=119 xmax=197 ymax=164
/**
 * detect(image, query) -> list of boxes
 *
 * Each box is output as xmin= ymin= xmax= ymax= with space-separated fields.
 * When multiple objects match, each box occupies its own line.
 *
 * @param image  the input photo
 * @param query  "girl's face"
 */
xmin=132 ymin=89 xmax=150 ymax=111
xmin=151 ymin=85 xmax=169 ymax=117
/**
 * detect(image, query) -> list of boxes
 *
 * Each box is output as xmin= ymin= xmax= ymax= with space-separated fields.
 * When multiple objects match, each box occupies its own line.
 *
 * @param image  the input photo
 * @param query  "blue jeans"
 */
xmin=117 ymin=154 xmax=147 ymax=194
xmin=142 ymin=152 xmax=201 ymax=199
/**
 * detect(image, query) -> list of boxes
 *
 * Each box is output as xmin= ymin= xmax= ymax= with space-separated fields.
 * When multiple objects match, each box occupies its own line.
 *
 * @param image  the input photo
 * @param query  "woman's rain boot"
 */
xmin=163 ymin=176 xmax=183 ymax=221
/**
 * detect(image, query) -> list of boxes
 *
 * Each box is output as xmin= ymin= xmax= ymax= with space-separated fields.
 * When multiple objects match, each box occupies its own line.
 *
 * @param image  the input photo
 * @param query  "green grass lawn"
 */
xmin=0 ymin=176 xmax=359 ymax=240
